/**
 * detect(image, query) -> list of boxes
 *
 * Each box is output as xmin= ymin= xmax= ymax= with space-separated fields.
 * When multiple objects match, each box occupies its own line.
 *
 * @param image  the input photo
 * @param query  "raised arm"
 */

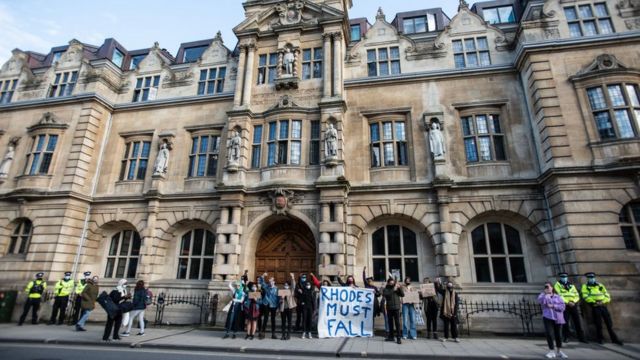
xmin=336 ymin=272 xmax=346 ymax=286
xmin=309 ymin=273 xmax=321 ymax=288
xmin=290 ymin=273 xmax=296 ymax=292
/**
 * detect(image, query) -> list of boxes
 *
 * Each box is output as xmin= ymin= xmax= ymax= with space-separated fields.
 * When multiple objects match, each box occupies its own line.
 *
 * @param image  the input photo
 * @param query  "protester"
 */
xmin=538 ymin=282 xmax=567 ymax=359
xmin=103 ymin=279 xmax=129 ymax=342
xmin=362 ymin=267 xmax=382 ymax=329
xmin=244 ymin=282 xmax=260 ymax=340
xmin=256 ymin=281 xmax=265 ymax=336
xmin=122 ymin=280 xmax=147 ymax=336
xmin=553 ymin=272 xmax=586 ymax=343
xmin=223 ymin=280 xmax=245 ymax=339
xmin=48 ymin=271 xmax=74 ymax=325
xmin=258 ymin=273 xmax=279 ymax=339
xmin=401 ymin=277 xmax=417 ymax=340
xmin=294 ymin=273 xmax=307 ymax=331
xmin=75 ymin=276 xmax=98 ymax=331
xmin=278 ymin=273 xmax=296 ymax=340
xmin=438 ymin=281 xmax=460 ymax=342
xmin=18 ymin=272 xmax=47 ymax=326
xmin=581 ymin=272 xmax=623 ymax=345
xmin=299 ymin=277 xmax=315 ymax=339
xmin=382 ymin=277 xmax=404 ymax=344
xmin=71 ymin=271 xmax=92 ymax=325
xmin=337 ymin=272 xmax=357 ymax=287
xmin=421 ymin=277 xmax=439 ymax=339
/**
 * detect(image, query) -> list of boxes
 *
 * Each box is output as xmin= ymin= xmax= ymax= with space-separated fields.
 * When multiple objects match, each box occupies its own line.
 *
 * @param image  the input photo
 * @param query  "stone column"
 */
xmin=213 ymin=205 xmax=243 ymax=281
xmin=332 ymin=32 xmax=343 ymax=98
xmin=318 ymin=201 xmax=347 ymax=277
xmin=436 ymin=188 xmax=457 ymax=277
xmin=323 ymin=33 xmax=332 ymax=98
xmin=234 ymin=46 xmax=246 ymax=107
xmin=242 ymin=44 xmax=255 ymax=107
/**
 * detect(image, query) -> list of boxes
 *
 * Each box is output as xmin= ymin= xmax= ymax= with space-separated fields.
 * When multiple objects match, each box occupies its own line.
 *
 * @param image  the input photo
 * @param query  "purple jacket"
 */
xmin=538 ymin=293 xmax=566 ymax=324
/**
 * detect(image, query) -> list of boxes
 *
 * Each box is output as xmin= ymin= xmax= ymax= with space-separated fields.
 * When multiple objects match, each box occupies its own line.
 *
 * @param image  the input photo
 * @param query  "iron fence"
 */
xmin=457 ymin=297 xmax=542 ymax=336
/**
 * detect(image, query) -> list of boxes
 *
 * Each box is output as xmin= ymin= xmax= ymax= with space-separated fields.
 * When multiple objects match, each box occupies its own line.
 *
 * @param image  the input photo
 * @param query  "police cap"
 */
xmin=557 ymin=272 xmax=568 ymax=277
xmin=64 ymin=271 xmax=72 ymax=276
xmin=83 ymin=271 xmax=91 ymax=277
xmin=35 ymin=272 xmax=44 ymax=278
xmin=585 ymin=272 xmax=596 ymax=278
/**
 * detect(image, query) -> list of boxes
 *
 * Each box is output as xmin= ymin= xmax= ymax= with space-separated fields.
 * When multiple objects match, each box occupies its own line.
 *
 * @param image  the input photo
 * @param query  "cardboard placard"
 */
xmin=403 ymin=289 xmax=421 ymax=304
xmin=420 ymin=283 xmax=436 ymax=297
xmin=278 ymin=289 xmax=291 ymax=298
xmin=249 ymin=292 xmax=262 ymax=300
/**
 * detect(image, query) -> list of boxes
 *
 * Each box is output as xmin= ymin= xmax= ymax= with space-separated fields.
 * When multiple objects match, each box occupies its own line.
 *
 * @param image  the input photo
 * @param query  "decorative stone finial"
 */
xmin=215 ymin=31 xmax=223 ymax=43
xmin=376 ymin=7 xmax=385 ymax=21
xmin=458 ymin=0 xmax=469 ymax=11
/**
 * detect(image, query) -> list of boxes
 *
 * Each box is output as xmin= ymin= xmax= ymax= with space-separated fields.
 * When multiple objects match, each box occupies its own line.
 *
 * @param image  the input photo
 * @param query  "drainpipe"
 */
xmin=71 ymin=112 xmax=113 ymax=279
xmin=518 ymin=72 xmax=563 ymax=273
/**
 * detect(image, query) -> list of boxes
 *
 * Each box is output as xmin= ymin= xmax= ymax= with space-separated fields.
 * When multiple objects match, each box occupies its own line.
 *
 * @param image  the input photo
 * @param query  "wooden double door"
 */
xmin=255 ymin=220 xmax=316 ymax=284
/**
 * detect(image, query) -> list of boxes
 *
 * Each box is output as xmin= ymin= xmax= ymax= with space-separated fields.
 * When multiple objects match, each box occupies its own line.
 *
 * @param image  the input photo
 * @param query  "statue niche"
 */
xmin=274 ymin=44 xmax=300 ymax=90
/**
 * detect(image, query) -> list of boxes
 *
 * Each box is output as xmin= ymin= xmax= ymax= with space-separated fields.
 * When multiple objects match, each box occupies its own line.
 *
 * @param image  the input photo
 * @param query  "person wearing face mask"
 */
xmin=553 ymin=272 xmax=586 ymax=343
xmin=75 ymin=276 xmax=99 ymax=331
xmin=299 ymin=278 xmax=315 ymax=339
xmin=18 ymin=272 xmax=47 ymax=326
xmin=362 ymin=267 xmax=382 ymax=328
xmin=294 ymin=273 xmax=307 ymax=331
xmin=71 ymin=271 xmax=92 ymax=325
xmin=337 ymin=271 xmax=357 ymax=288
xmin=244 ymin=282 xmax=260 ymax=340
xmin=421 ymin=277 xmax=439 ymax=340
xmin=382 ymin=277 xmax=404 ymax=344
xmin=438 ymin=281 xmax=460 ymax=342
xmin=48 ymin=271 xmax=74 ymax=325
xmin=581 ymin=272 xmax=623 ymax=345
xmin=279 ymin=273 xmax=297 ymax=340
xmin=258 ymin=273 xmax=279 ymax=339
xmin=103 ymin=279 xmax=130 ymax=342
xmin=223 ymin=280 xmax=245 ymax=339
xmin=401 ymin=277 xmax=417 ymax=340
xmin=538 ymin=282 xmax=567 ymax=359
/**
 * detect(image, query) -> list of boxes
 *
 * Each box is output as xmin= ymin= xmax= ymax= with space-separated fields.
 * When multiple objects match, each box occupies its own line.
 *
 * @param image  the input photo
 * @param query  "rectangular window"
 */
xmin=453 ymin=37 xmax=490 ymax=69
xmin=188 ymin=135 xmax=220 ymax=177
xmin=310 ymin=121 xmax=320 ymax=165
xmin=48 ymin=71 xmax=78 ymax=98
xmin=25 ymin=134 xmax=58 ymax=175
xmin=366 ymin=46 xmax=401 ymax=77
xmin=132 ymin=75 xmax=160 ymax=102
xmin=0 ymin=79 xmax=18 ymax=104
xmin=130 ymin=54 xmax=146 ymax=70
xmin=350 ymin=24 xmax=361 ymax=42
xmin=587 ymin=84 xmax=640 ymax=140
xmin=197 ymin=67 xmax=226 ymax=95
xmin=120 ymin=140 xmax=151 ymax=180
xmin=257 ymin=53 xmax=278 ymax=85
xmin=251 ymin=125 xmax=263 ymax=169
xmin=112 ymin=49 xmax=124 ymax=68
xmin=370 ymin=120 xmax=407 ymax=168
xmin=402 ymin=15 xmax=436 ymax=34
xmin=461 ymin=114 xmax=506 ymax=163
xmin=183 ymin=45 xmax=208 ymax=63
xmin=301 ymin=47 xmax=323 ymax=80
xmin=483 ymin=6 xmax=516 ymax=24
xmin=564 ymin=3 xmax=614 ymax=38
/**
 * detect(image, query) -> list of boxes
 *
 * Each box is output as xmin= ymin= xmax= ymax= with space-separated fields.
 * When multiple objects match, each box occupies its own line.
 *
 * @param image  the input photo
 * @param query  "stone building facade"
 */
xmin=0 ymin=0 xmax=639 ymax=335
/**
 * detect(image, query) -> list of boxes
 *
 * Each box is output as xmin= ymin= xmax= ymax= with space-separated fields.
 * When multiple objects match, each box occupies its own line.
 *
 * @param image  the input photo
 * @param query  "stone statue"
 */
xmin=429 ymin=121 xmax=445 ymax=160
xmin=153 ymin=140 xmax=170 ymax=176
xmin=227 ymin=130 xmax=241 ymax=165
xmin=283 ymin=48 xmax=295 ymax=76
xmin=325 ymin=123 xmax=338 ymax=158
xmin=0 ymin=140 xmax=17 ymax=178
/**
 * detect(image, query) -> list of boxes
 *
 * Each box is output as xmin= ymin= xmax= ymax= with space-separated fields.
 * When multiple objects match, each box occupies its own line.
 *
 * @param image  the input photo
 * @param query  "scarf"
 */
xmin=116 ymin=279 xmax=128 ymax=297
xmin=442 ymin=289 xmax=456 ymax=318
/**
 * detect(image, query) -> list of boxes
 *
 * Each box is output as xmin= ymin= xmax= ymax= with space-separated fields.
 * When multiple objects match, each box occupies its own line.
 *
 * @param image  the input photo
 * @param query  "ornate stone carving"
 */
xmin=324 ymin=123 xmax=338 ymax=163
xmin=163 ymin=69 xmax=194 ymax=88
xmin=269 ymin=188 xmax=303 ymax=215
xmin=574 ymin=54 xmax=628 ymax=78
xmin=458 ymin=0 xmax=469 ymax=11
xmin=27 ymin=112 xmax=69 ymax=132
xmin=376 ymin=7 xmax=386 ymax=21
xmin=617 ymin=0 xmax=640 ymax=18
xmin=153 ymin=139 xmax=171 ymax=177
xmin=226 ymin=129 xmax=242 ymax=172
xmin=271 ymin=0 xmax=315 ymax=27
xmin=405 ymin=42 xmax=447 ymax=60
xmin=0 ymin=137 xmax=19 ymax=180
xmin=626 ymin=18 xmax=640 ymax=29
xmin=427 ymin=119 xmax=445 ymax=161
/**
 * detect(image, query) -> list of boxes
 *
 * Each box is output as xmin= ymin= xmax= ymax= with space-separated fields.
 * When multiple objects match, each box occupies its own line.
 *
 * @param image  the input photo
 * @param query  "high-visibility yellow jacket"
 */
xmin=554 ymin=281 xmax=580 ymax=304
xmin=581 ymin=283 xmax=611 ymax=305
xmin=25 ymin=279 xmax=47 ymax=299
xmin=54 ymin=279 xmax=74 ymax=297
xmin=74 ymin=280 xmax=86 ymax=295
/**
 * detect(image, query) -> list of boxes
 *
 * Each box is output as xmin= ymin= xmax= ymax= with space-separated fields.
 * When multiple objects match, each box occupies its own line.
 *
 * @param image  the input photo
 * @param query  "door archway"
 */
xmin=255 ymin=219 xmax=316 ymax=284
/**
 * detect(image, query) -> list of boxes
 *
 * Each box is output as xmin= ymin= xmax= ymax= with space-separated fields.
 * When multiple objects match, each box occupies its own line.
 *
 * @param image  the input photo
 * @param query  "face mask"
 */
xmin=305 ymin=284 xmax=311 ymax=289
xmin=284 ymin=285 xmax=289 ymax=290
xmin=64 ymin=276 xmax=71 ymax=281
xmin=560 ymin=277 xmax=568 ymax=283
xmin=588 ymin=278 xmax=596 ymax=285
xmin=252 ymin=287 xmax=257 ymax=292
xmin=301 ymin=277 xmax=306 ymax=282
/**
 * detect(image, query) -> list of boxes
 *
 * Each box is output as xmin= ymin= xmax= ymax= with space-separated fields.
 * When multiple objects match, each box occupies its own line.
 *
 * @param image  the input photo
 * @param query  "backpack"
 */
xmin=145 ymin=289 xmax=153 ymax=306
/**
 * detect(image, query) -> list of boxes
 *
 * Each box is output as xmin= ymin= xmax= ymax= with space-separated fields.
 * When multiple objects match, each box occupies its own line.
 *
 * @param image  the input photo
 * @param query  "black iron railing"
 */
xmin=457 ymin=297 xmax=542 ymax=336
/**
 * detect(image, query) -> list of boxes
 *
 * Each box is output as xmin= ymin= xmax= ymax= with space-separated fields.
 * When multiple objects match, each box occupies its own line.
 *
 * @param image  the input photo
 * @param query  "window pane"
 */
xmin=403 ymin=228 xmax=417 ymax=255
xmin=479 ymin=52 xmax=491 ymax=66
xmin=268 ymin=122 xmax=277 ymax=140
xmin=302 ymin=64 xmax=311 ymax=80
xmin=130 ymin=232 xmax=141 ymax=256
xmin=367 ymin=50 xmax=376 ymax=62
xmin=368 ymin=63 xmax=377 ymax=77
xmin=564 ymin=7 xmax=578 ymax=21
xmin=206 ymin=155 xmax=217 ymax=176
xmin=475 ymin=258 xmax=491 ymax=282
xmin=583 ymin=21 xmax=597 ymax=36
xmin=259 ymin=54 xmax=267 ymax=66
xmin=109 ymin=235 xmax=119 ymax=256
xmin=587 ymin=87 xmax=607 ymax=110
xmin=484 ymin=8 xmax=500 ymax=24
xmin=388 ymin=258 xmax=402 ymax=280
xmin=120 ymin=231 xmax=131 ymax=255
xmin=46 ymin=135 xmax=58 ymax=151
xmin=627 ymin=85 xmax=640 ymax=107
xmin=599 ymin=19 xmax=613 ymax=34
xmin=568 ymin=23 xmax=582 ymax=38
xmin=477 ymin=37 xmax=488 ymax=50
xmin=504 ymin=225 xmax=522 ymax=254
xmin=116 ymin=258 xmax=126 ymax=278
xmin=632 ymin=204 xmax=640 ymax=222
xmin=202 ymin=258 xmax=213 ymax=280
xmin=127 ymin=258 xmax=138 ymax=278
xmin=189 ymin=258 xmax=200 ymax=279
xmin=464 ymin=39 xmax=476 ymax=51
xmin=39 ymin=153 xmax=53 ymax=174
xmin=371 ymin=144 xmax=381 ymax=167
xmin=615 ymin=110 xmax=635 ymax=138
xmin=193 ymin=229 xmax=204 ymax=256
xmin=499 ymin=6 xmax=515 ymax=23
xmin=290 ymin=141 xmax=301 ymax=165
xmin=390 ymin=47 xmax=400 ymax=59
xmin=404 ymin=258 xmax=419 ymax=282
xmin=291 ymin=120 xmax=302 ymax=139
xmin=594 ymin=112 xmax=616 ymax=139
xmin=382 ymin=122 xmax=393 ymax=140
xmin=351 ymin=25 xmax=361 ymax=41
xmin=467 ymin=53 xmax=478 ymax=67
xmin=427 ymin=13 xmax=437 ymax=31
xmin=476 ymin=115 xmax=489 ymax=134
xmin=251 ymin=146 xmax=261 ymax=168
xmin=608 ymin=85 xmax=626 ymax=107
xmin=452 ymin=40 xmax=463 ymax=53
xmin=372 ymin=258 xmax=386 ymax=282
xmin=621 ymin=226 xmax=636 ymax=249
xmin=205 ymin=231 xmax=215 ymax=256
xmin=253 ymin=125 xmax=263 ymax=144
xmin=594 ymin=3 xmax=609 ymax=17
xmin=465 ymin=138 xmax=478 ymax=162
xmin=370 ymin=123 xmax=380 ymax=142
xmin=383 ymin=143 xmax=395 ymax=166
xmin=462 ymin=117 xmax=473 ymax=136
xmin=379 ymin=62 xmax=389 ymax=76
xmin=478 ymin=137 xmax=492 ymax=161
xmin=279 ymin=120 xmax=289 ymax=139
xmin=394 ymin=122 xmax=406 ymax=141
xmin=391 ymin=61 xmax=401 ymax=75
xmin=471 ymin=226 xmax=487 ymax=254
xmin=277 ymin=142 xmax=288 ymax=164
xmin=387 ymin=225 xmax=401 ymax=255
xmin=510 ymin=258 xmax=527 ymax=282
xmin=487 ymin=223 xmax=505 ymax=254
xmin=397 ymin=142 xmax=407 ymax=166
xmin=414 ymin=17 xmax=426 ymax=33
xmin=378 ymin=48 xmax=388 ymax=61
xmin=137 ymin=159 xmax=147 ymax=179
xmin=494 ymin=136 xmax=506 ymax=160
xmin=579 ymin=5 xmax=593 ymax=18
xmin=177 ymin=258 xmax=188 ymax=279
xmin=267 ymin=143 xmax=276 ymax=166
xmin=181 ymin=233 xmax=191 ymax=256
xmin=492 ymin=258 xmax=509 ymax=282
xmin=105 ymin=258 xmax=115 ymax=278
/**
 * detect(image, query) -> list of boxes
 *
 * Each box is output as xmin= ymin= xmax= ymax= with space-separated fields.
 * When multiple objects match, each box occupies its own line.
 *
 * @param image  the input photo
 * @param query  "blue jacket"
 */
xmin=259 ymin=276 xmax=279 ymax=309
xmin=132 ymin=288 xmax=147 ymax=310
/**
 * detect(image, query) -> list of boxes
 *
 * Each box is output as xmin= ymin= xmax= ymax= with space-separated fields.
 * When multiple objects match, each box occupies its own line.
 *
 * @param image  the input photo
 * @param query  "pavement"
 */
xmin=0 ymin=323 xmax=638 ymax=359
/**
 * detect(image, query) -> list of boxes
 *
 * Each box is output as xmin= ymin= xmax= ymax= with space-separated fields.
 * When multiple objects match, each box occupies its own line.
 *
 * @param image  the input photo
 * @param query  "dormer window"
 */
xmin=482 ymin=6 xmax=516 ymax=24
xmin=132 ymin=75 xmax=160 ymax=102
xmin=183 ymin=45 xmax=208 ymax=63
xmin=403 ymin=14 xmax=436 ymax=34
xmin=52 ymin=51 xmax=64 ymax=64
xmin=48 ymin=71 xmax=78 ymax=98
xmin=130 ymin=54 xmax=146 ymax=70
xmin=112 ymin=49 xmax=124 ymax=68
xmin=351 ymin=24 xmax=362 ymax=42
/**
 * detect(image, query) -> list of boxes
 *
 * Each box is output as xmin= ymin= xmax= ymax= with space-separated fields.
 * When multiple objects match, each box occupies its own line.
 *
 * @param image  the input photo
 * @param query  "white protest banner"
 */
xmin=318 ymin=286 xmax=375 ymax=338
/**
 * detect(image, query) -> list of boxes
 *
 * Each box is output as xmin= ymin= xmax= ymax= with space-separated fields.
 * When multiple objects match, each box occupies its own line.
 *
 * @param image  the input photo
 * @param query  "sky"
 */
xmin=0 ymin=0 xmax=462 ymax=65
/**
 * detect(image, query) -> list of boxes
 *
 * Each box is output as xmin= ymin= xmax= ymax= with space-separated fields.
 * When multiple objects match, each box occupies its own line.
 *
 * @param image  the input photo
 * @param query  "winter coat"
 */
xmin=382 ymin=285 xmax=404 ymax=311
xmin=132 ymin=288 xmax=147 ymax=310
xmin=80 ymin=279 xmax=99 ymax=310
xmin=538 ymin=293 xmax=566 ymax=325
xmin=258 ymin=276 xmax=279 ymax=309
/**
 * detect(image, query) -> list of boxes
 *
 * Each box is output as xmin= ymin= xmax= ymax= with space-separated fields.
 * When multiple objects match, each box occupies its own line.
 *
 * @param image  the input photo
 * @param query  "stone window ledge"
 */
xmin=465 ymin=161 xmax=510 ymax=167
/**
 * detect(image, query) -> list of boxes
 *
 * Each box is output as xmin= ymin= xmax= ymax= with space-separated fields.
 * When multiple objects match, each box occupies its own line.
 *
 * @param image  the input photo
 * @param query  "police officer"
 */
xmin=71 ymin=271 xmax=91 ymax=324
xmin=18 ymin=272 xmax=47 ymax=325
xmin=580 ymin=272 xmax=623 ymax=345
xmin=48 ymin=271 xmax=74 ymax=325
xmin=553 ymin=272 xmax=586 ymax=343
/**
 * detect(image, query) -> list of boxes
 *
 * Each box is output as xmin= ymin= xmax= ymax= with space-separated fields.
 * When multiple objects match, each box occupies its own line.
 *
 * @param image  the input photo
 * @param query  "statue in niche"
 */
xmin=429 ymin=120 xmax=445 ymax=160
xmin=227 ymin=130 xmax=241 ymax=166
xmin=0 ymin=138 xmax=19 ymax=179
xmin=283 ymin=48 xmax=295 ymax=76
xmin=325 ymin=123 xmax=338 ymax=158
xmin=153 ymin=140 xmax=171 ymax=176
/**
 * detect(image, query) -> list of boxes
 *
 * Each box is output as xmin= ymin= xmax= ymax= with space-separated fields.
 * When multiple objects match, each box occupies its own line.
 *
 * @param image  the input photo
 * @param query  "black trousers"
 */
xmin=387 ymin=309 xmax=401 ymax=339
xmin=442 ymin=317 xmax=458 ymax=339
xmin=543 ymin=317 xmax=562 ymax=350
xmin=281 ymin=308 xmax=292 ymax=335
xmin=49 ymin=296 xmax=69 ymax=324
xmin=257 ymin=304 xmax=266 ymax=331
xmin=562 ymin=304 xmax=585 ymax=341
xmin=302 ymin=305 xmax=313 ymax=333
xmin=19 ymin=298 xmax=41 ymax=324
xmin=103 ymin=312 xmax=123 ymax=340
xmin=426 ymin=308 xmax=438 ymax=333
xmin=591 ymin=305 xmax=620 ymax=343
xmin=295 ymin=304 xmax=303 ymax=330
xmin=261 ymin=307 xmax=277 ymax=334
xmin=71 ymin=296 xmax=82 ymax=324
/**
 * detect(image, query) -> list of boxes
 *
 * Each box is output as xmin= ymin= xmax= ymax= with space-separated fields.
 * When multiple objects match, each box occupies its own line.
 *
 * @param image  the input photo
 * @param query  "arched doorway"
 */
xmin=255 ymin=219 xmax=316 ymax=284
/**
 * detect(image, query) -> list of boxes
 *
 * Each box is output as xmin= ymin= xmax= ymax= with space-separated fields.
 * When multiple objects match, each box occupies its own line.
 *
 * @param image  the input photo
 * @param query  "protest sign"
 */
xmin=403 ymin=288 xmax=420 ymax=304
xmin=420 ymin=283 xmax=436 ymax=297
xmin=278 ymin=289 xmax=291 ymax=298
xmin=249 ymin=292 xmax=262 ymax=300
xmin=318 ymin=287 xmax=374 ymax=338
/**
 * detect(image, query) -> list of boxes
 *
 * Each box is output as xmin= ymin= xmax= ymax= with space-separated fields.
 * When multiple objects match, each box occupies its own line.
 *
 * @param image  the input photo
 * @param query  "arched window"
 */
xmin=371 ymin=225 xmax=418 ymax=282
xmin=177 ymin=229 xmax=215 ymax=280
xmin=8 ymin=219 xmax=32 ymax=255
xmin=470 ymin=223 xmax=527 ymax=283
xmin=104 ymin=230 xmax=141 ymax=278
xmin=619 ymin=202 xmax=640 ymax=250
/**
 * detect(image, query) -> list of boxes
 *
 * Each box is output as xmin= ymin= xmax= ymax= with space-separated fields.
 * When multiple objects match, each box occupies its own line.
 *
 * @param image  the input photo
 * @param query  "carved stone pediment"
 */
xmin=163 ymin=69 xmax=194 ymax=88
xmin=27 ymin=112 xmax=69 ymax=133
xmin=405 ymin=41 xmax=447 ymax=60
xmin=617 ymin=0 xmax=640 ymax=18
xmin=234 ymin=0 xmax=342 ymax=34
xmin=571 ymin=54 xmax=634 ymax=81
xmin=136 ymin=42 xmax=172 ymax=73
xmin=267 ymin=188 xmax=304 ymax=215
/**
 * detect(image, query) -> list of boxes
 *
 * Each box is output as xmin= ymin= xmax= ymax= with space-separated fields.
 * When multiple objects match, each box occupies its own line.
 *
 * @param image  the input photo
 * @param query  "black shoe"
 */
xmin=249 ymin=335 xmax=254 ymax=340
xmin=245 ymin=334 xmax=250 ymax=340
xmin=385 ymin=337 xmax=394 ymax=342
xmin=396 ymin=337 xmax=402 ymax=344
xmin=426 ymin=333 xmax=431 ymax=339
xmin=579 ymin=339 xmax=588 ymax=344
xmin=103 ymin=338 xmax=111 ymax=342
xmin=223 ymin=334 xmax=229 ymax=339
xmin=57 ymin=322 xmax=64 ymax=326
xmin=75 ymin=326 xmax=86 ymax=332
xmin=232 ymin=334 xmax=236 ymax=339
xmin=281 ymin=334 xmax=286 ymax=340
xmin=271 ymin=333 xmax=278 ymax=339
xmin=597 ymin=339 xmax=604 ymax=344
xmin=286 ymin=333 xmax=290 ymax=340
xmin=47 ymin=321 xmax=54 ymax=325
xmin=113 ymin=337 xmax=121 ymax=341
xmin=433 ymin=333 xmax=439 ymax=340
xmin=17 ymin=322 xmax=23 ymax=326
xmin=613 ymin=340 xmax=624 ymax=346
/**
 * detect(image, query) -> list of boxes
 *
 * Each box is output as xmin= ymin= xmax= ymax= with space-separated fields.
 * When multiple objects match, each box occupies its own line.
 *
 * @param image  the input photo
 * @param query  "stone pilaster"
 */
xmin=332 ymin=32 xmax=343 ymax=98
xmin=212 ymin=196 xmax=244 ymax=281
xmin=233 ymin=46 xmax=246 ymax=108
xmin=322 ymin=33 xmax=332 ymax=98
xmin=241 ymin=43 xmax=256 ymax=107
